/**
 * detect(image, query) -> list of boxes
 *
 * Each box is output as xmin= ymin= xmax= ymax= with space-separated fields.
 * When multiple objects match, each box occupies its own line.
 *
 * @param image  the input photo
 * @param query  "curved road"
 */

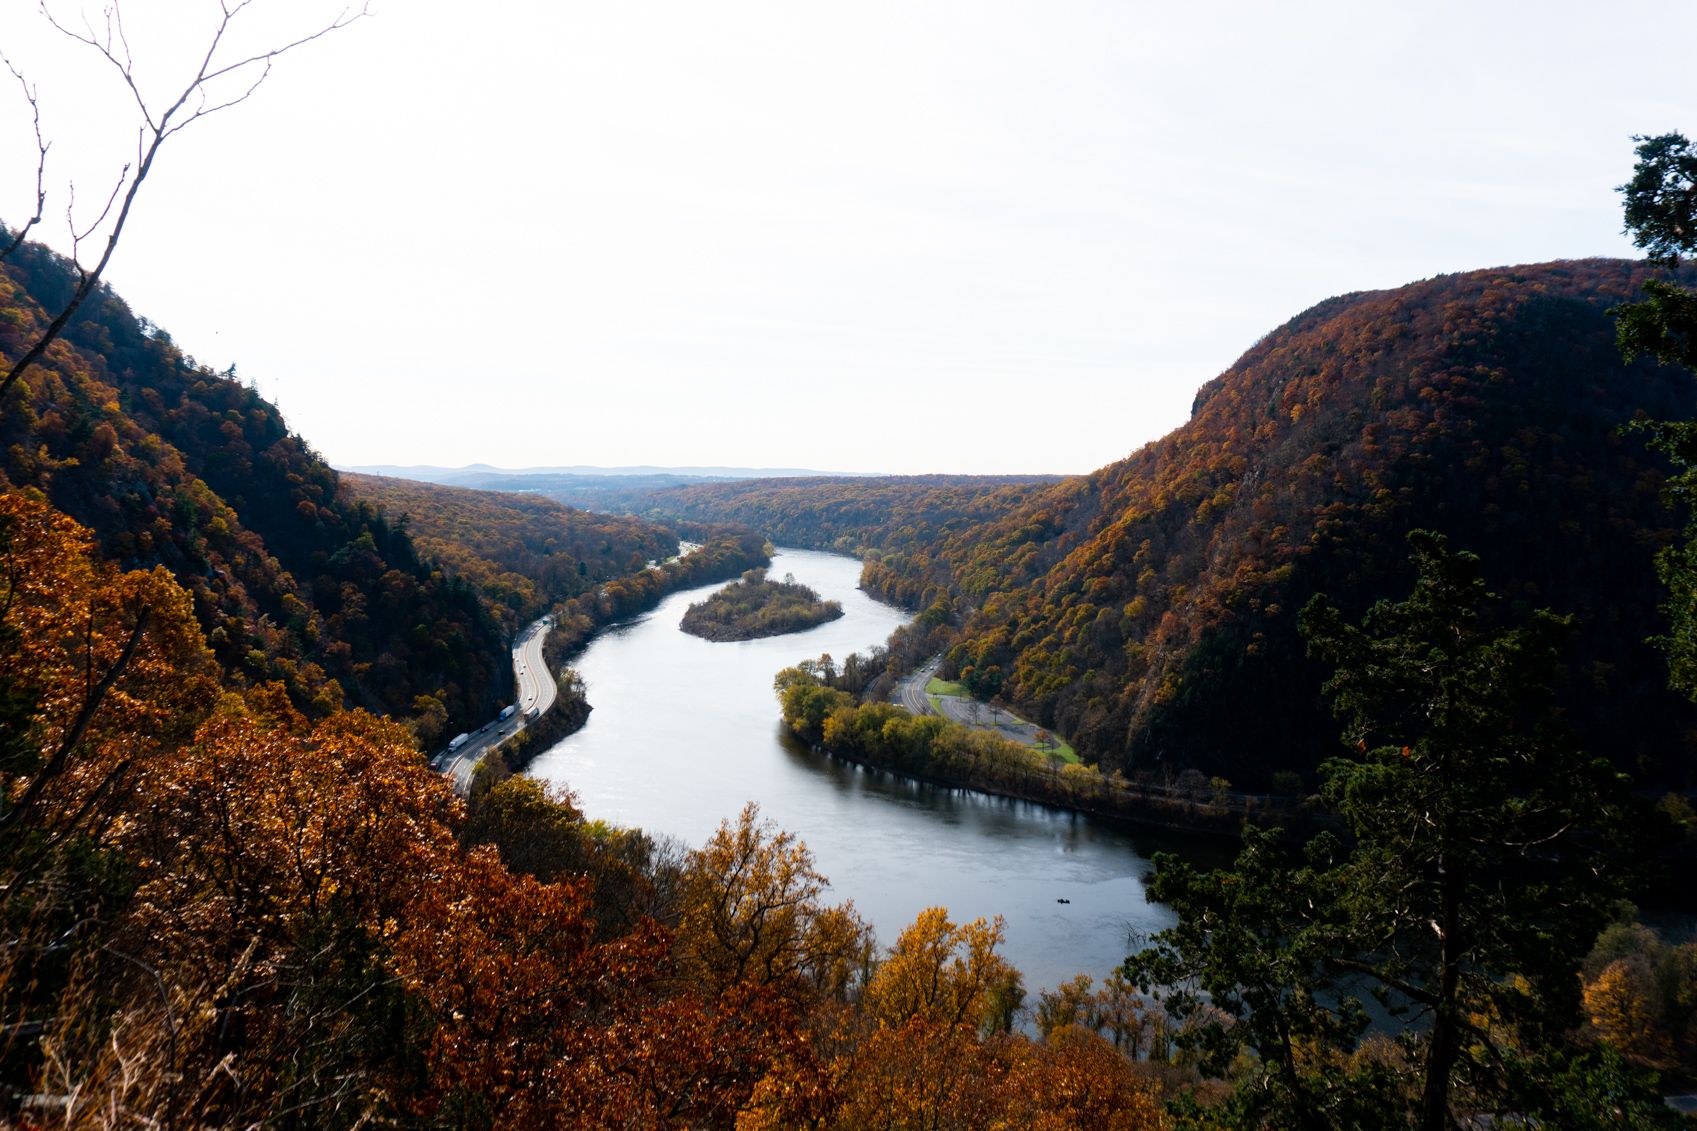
xmin=896 ymin=656 xmax=941 ymax=716
xmin=513 ymin=615 xmax=558 ymax=721
xmin=432 ymin=614 xmax=556 ymax=793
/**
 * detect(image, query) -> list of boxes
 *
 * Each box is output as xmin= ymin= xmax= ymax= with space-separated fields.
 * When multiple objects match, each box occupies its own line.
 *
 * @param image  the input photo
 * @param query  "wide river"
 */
xmin=529 ymin=547 xmax=1216 ymax=996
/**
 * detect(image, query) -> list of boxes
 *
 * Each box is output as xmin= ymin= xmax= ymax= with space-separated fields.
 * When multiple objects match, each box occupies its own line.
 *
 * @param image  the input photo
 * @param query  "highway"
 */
xmin=432 ymin=614 xmax=555 ymax=793
xmin=512 ymin=614 xmax=558 ymax=721
xmin=896 ymin=656 xmax=941 ymax=716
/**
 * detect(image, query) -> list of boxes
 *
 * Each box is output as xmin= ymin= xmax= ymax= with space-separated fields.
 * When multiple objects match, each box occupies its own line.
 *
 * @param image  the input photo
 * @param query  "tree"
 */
xmin=1619 ymin=132 xmax=1697 ymax=268
xmin=1300 ymin=532 xmax=1634 ymax=1128
xmin=675 ymin=802 xmax=870 ymax=1004
xmin=1613 ymin=132 xmax=1697 ymax=703
xmin=1124 ymin=825 xmax=1376 ymax=1130
xmin=1126 ymin=532 xmax=1644 ymax=1129
xmin=863 ymin=906 xmax=1017 ymax=1034
xmin=1583 ymin=959 xmax=1666 ymax=1064
xmin=0 ymin=0 xmax=370 ymax=407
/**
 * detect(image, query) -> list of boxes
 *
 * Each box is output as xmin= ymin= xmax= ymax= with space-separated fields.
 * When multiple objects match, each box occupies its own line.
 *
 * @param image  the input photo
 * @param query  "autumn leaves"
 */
xmin=0 ymin=494 xmax=1168 ymax=1126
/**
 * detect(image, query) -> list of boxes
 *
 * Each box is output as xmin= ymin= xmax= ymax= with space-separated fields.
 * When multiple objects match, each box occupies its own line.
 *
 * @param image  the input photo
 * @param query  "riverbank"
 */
xmin=523 ymin=546 xmax=1205 ymax=997
xmin=475 ymin=669 xmax=593 ymax=788
xmin=778 ymin=666 xmax=1318 ymax=838
xmin=466 ymin=530 xmax=770 ymax=785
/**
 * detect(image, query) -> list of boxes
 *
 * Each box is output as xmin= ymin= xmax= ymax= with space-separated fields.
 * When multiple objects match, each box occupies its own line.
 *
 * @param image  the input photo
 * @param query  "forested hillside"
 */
xmin=658 ymin=261 xmax=1697 ymax=789
xmin=948 ymin=260 xmax=1697 ymax=786
xmin=0 ymin=238 xmax=506 ymax=731
xmin=344 ymin=472 xmax=682 ymax=634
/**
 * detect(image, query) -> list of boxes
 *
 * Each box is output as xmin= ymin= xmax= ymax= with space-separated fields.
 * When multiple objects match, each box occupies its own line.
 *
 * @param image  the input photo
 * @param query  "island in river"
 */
xmin=680 ymin=567 xmax=845 ymax=641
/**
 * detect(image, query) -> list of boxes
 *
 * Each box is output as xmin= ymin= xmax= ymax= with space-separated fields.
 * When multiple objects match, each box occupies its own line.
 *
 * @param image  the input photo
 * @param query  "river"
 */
xmin=528 ymin=547 xmax=1215 ymax=997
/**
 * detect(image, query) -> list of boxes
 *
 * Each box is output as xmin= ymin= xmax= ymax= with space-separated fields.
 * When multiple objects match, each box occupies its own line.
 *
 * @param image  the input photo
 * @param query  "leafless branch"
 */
xmin=0 ymin=52 xmax=50 ymax=263
xmin=67 ymin=161 xmax=132 ymax=271
xmin=0 ymin=0 xmax=372 ymax=408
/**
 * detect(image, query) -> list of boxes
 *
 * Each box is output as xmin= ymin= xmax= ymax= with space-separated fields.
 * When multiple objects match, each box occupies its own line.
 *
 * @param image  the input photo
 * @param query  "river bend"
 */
xmin=529 ymin=547 xmax=1198 ymax=995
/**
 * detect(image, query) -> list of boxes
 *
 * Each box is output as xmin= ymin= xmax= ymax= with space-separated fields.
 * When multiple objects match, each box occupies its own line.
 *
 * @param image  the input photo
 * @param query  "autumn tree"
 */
xmin=1580 ymin=918 xmax=1697 ymax=1074
xmin=676 ymin=802 xmax=871 ymax=1004
xmin=0 ymin=493 xmax=221 ymax=1118
xmin=863 ymin=906 xmax=1018 ymax=1034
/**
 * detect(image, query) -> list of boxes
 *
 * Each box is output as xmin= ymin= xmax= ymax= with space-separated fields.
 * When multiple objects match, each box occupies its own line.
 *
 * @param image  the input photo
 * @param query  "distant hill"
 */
xmin=654 ymin=261 xmax=1697 ymax=789
xmin=347 ymin=463 xmax=881 ymax=484
xmin=342 ymin=472 xmax=682 ymax=634
xmin=0 ymin=239 xmax=507 ymax=732
xmin=345 ymin=464 xmax=892 ymax=513
xmin=640 ymin=475 xmax=1067 ymax=604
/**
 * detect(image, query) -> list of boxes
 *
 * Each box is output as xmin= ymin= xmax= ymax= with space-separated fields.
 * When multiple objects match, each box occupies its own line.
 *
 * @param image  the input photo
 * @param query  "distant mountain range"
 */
xmin=343 ymin=463 xmax=879 ymax=485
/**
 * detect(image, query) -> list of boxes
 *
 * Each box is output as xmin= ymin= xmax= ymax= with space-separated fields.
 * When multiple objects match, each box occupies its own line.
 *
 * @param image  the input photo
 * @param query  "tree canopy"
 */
xmin=1125 ymin=533 xmax=1661 ymax=1129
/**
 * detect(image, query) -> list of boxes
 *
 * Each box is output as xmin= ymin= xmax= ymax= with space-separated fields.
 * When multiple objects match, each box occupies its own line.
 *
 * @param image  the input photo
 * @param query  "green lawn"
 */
xmin=926 ymin=676 xmax=968 ymax=697
xmin=1031 ymin=735 xmax=1080 ymax=764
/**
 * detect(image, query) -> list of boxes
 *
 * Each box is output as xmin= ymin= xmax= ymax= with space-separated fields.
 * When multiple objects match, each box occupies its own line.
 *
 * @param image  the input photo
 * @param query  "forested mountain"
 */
xmin=946 ymin=260 xmax=1697 ymax=786
xmin=658 ymin=261 xmax=1697 ymax=789
xmin=343 ymin=472 xmax=682 ymax=634
xmin=0 ymin=239 xmax=506 ymax=730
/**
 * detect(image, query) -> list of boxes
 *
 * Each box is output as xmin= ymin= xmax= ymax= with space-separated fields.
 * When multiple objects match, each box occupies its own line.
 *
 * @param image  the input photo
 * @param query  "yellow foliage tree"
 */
xmin=864 ymin=906 xmax=1017 ymax=1033
xmin=1583 ymin=957 xmax=1669 ymax=1064
xmin=0 ymin=491 xmax=218 ymax=841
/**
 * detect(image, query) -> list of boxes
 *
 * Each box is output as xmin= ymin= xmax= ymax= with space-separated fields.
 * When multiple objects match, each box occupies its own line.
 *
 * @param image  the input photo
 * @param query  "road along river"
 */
xmin=528 ymin=547 xmax=1224 ymax=997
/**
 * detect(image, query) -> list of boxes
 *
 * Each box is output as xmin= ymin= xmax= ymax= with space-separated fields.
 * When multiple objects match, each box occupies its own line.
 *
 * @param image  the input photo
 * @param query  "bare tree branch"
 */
xmin=67 ymin=161 xmax=131 ymax=262
xmin=0 ymin=53 xmax=50 ymax=263
xmin=0 ymin=0 xmax=371 ymax=408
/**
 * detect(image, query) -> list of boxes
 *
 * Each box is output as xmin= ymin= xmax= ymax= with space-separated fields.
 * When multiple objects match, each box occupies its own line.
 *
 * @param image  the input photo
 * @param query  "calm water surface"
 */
xmin=529 ymin=547 xmax=1216 ymax=995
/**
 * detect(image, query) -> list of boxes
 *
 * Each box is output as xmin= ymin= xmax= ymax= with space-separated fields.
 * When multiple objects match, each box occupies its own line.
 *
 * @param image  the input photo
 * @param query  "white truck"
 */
xmin=448 ymin=732 xmax=471 ymax=752
xmin=499 ymin=705 xmax=517 ymax=721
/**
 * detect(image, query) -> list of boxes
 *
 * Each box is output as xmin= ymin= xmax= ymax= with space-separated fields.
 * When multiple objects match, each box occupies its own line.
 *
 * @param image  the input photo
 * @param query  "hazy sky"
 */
xmin=1 ymin=1 xmax=1691 ymax=476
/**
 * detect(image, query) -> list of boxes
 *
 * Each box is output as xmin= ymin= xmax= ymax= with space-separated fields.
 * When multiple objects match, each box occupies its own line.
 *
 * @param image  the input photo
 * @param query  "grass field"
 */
xmin=925 ymin=676 xmax=1080 ymax=763
xmin=1032 ymin=735 xmax=1080 ymax=764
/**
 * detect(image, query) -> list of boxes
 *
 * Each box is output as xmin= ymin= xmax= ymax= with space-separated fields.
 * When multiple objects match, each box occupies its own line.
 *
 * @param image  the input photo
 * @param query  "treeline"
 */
xmin=680 ymin=568 xmax=844 ymax=641
xmin=542 ymin=528 xmax=772 ymax=668
xmin=779 ymin=609 xmax=957 ymax=704
xmin=0 ymin=237 xmax=507 ymax=732
xmin=642 ymin=474 xmax=1060 ymax=607
xmin=346 ymin=472 xmax=681 ymax=634
xmin=0 ymin=489 xmax=1174 ymax=1126
xmin=775 ymin=667 xmax=1297 ymax=835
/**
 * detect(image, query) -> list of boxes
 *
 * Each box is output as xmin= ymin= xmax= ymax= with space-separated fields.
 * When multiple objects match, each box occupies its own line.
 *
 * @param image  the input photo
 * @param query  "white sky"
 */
xmin=1 ymin=1 xmax=1691 ymax=476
